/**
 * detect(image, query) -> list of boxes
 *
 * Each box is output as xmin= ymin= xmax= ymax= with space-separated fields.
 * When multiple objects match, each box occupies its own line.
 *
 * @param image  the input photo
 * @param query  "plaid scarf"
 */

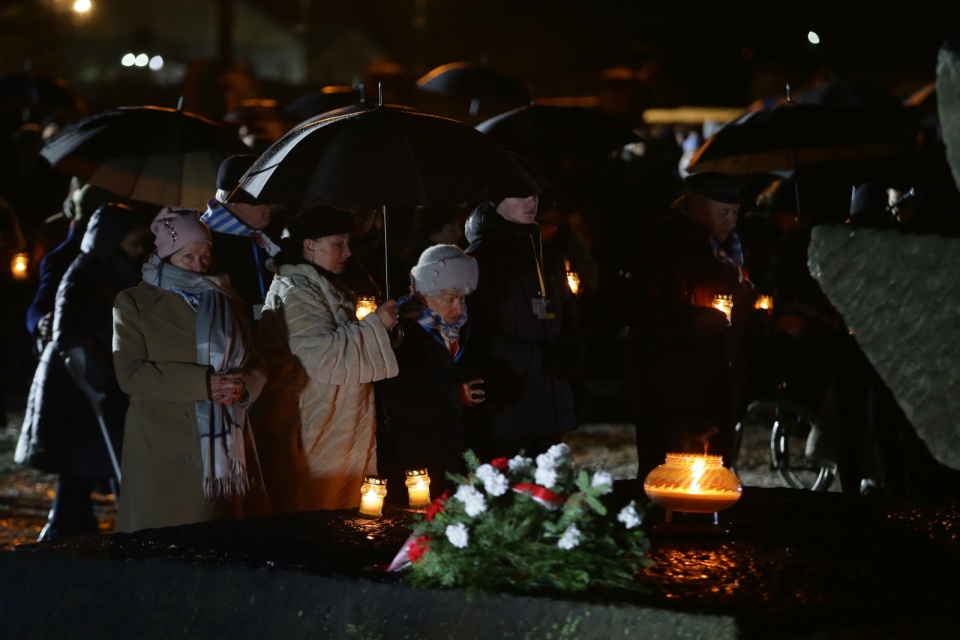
xmin=711 ymin=229 xmax=751 ymax=286
xmin=142 ymin=253 xmax=254 ymax=500
xmin=402 ymin=295 xmax=468 ymax=359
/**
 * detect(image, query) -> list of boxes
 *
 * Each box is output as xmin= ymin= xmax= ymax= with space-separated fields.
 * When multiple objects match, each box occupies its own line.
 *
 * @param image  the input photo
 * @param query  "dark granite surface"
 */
xmin=8 ymin=484 xmax=960 ymax=638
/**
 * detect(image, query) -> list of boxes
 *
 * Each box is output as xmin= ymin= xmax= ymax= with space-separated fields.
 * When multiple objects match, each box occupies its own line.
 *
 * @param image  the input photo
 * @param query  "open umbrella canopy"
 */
xmin=688 ymin=103 xmax=918 ymax=175
xmin=475 ymin=104 xmax=639 ymax=158
xmin=417 ymin=62 xmax=530 ymax=114
xmin=235 ymin=104 xmax=540 ymax=209
xmin=281 ymin=86 xmax=370 ymax=125
xmin=41 ymin=106 xmax=248 ymax=210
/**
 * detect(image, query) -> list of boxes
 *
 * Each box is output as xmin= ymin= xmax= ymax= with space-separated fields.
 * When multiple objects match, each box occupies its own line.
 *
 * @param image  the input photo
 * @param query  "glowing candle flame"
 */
xmin=754 ymin=295 xmax=773 ymax=312
xmin=711 ymin=294 xmax=733 ymax=323
xmin=355 ymin=296 xmax=377 ymax=320
xmin=11 ymin=252 xmax=28 ymax=280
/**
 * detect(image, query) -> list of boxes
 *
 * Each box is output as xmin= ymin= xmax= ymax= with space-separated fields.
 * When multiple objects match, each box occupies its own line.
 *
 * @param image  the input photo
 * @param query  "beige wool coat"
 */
xmin=255 ymin=263 xmax=398 ymax=513
xmin=112 ymin=282 xmax=266 ymax=533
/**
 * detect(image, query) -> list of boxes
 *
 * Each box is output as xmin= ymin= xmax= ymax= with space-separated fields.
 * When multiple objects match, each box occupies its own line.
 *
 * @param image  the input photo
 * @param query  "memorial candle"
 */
xmin=405 ymin=469 xmax=431 ymax=508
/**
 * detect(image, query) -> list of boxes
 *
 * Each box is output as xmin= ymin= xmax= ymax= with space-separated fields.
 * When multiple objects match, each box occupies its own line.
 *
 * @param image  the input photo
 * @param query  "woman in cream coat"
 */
xmin=256 ymin=206 xmax=399 ymax=513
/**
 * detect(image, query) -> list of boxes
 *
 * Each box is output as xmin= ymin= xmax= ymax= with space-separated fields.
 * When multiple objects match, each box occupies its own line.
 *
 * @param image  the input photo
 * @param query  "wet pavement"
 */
xmin=2 ymin=392 xmax=797 ymax=550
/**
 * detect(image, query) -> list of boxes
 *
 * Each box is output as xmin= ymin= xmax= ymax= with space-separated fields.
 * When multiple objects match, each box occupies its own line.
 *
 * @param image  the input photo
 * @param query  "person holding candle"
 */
xmin=616 ymin=171 xmax=758 ymax=480
xmin=375 ymin=244 xmax=483 ymax=501
xmin=254 ymin=205 xmax=399 ymax=513
xmin=112 ymin=207 xmax=268 ymax=532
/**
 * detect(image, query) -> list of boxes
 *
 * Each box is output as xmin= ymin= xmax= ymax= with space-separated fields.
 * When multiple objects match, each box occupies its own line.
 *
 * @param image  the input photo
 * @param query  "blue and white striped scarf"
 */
xmin=711 ymin=229 xmax=751 ymax=286
xmin=201 ymin=200 xmax=257 ymax=236
xmin=402 ymin=295 xmax=468 ymax=357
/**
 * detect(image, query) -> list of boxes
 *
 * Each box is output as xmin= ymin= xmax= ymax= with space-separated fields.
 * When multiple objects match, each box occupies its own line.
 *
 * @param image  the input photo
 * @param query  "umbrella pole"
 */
xmin=382 ymin=204 xmax=390 ymax=300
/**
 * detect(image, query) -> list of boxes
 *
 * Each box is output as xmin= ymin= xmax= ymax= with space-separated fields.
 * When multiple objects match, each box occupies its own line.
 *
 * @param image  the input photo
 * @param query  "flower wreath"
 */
xmin=389 ymin=444 xmax=651 ymax=595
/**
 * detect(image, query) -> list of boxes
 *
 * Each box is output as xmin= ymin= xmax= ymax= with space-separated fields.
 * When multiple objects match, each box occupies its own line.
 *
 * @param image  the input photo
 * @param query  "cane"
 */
xmin=61 ymin=346 xmax=123 ymax=486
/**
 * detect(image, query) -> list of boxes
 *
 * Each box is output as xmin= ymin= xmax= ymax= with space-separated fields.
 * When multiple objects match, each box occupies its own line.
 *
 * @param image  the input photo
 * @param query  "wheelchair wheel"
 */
xmin=740 ymin=399 xmax=835 ymax=491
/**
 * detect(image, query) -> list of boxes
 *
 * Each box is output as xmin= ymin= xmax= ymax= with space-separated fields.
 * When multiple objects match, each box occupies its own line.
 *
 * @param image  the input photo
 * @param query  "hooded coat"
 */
xmin=254 ymin=263 xmax=398 ymax=513
xmin=464 ymin=202 xmax=581 ymax=459
xmin=17 ymin=205 xmax=144 ymax=478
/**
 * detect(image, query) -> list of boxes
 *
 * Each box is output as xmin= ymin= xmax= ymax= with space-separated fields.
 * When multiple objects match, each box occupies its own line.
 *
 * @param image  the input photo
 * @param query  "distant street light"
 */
xmin=808 ymin=31 xmax=821 ymax=45
xmin=73 ymin=0 xmax=92 ymax=13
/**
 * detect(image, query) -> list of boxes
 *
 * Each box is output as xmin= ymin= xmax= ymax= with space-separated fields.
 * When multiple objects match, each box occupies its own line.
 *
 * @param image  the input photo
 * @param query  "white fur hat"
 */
xmin=410 ymin=244 xmax=479 ymax=296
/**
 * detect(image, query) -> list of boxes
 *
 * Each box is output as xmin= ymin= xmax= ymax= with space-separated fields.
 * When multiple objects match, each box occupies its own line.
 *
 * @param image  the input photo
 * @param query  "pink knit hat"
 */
xmin=150 ymin=207 xmax=212 ymax=259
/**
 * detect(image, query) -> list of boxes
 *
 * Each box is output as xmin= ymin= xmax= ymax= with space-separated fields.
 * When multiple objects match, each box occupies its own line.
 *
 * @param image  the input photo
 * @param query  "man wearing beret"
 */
xmin=617 ymin=171 xmax=757 ymax=480
xmin=200 ymin=154 xmax=280 ymax=326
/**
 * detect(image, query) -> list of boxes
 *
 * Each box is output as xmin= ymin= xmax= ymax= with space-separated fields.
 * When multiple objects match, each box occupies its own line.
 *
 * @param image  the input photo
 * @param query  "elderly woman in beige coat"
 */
xmin=255 ymin=205 xmax=399 ymax=513
xmin=112 ymin=207 xmax=266 ymax=532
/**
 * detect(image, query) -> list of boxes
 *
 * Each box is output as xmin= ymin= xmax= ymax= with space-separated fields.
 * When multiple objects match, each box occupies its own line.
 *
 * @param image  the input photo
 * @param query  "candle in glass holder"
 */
xmin=711 ymin=294 xmax=733 ymax=323
xmin=566 ymin=270 xmax=580 ymax=295
xmin=10 ymin=252 xmax=28 ymax=281
xmin=358 ymin=475 xmax=387 ymax=518
xmin=643 ymin=453 xmax=742 ymax=518
xmin=355 ymin=296 xmax=377 ymax=320
xmin=405 ymin=469 xmax=431 ymax=508
xmin=564 ymin=259 xmax=580 ymax=295
xmin=754 ymin=294 xmax=773 ymax=313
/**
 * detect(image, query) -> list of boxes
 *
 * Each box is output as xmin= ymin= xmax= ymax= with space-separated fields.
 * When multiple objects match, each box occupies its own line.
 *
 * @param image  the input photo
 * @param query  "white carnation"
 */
xmin=590 ymin=470 xmax=614 ymax=494
xmin=617 ymin=500 xmax=643 ymax=529
xmin=474 ymin=464 xmax=509 ymax=497
xmin=446 ymin=523 xmax=469 ymax=549
xmin=508 ymin=455 xmax=534 ymax=475
xmin=534 ymin=466 xmax=558 ymax=488
xmin=536 ymin=443 xmax=571 ymax=469
xmin=557 ymin=524 xmax=581 ymax=550
xmin=454 ymin=484 xmax=487 ymax=517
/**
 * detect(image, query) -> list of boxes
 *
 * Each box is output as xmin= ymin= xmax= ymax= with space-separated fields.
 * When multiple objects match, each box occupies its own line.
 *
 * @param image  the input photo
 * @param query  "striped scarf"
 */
xmin=403 ymin=295 xmax=468 ymax=357
xmin=711 ymin=229 xmax=751 ymax=286
xmin=201 ymin=200 xmax=280 ymax=256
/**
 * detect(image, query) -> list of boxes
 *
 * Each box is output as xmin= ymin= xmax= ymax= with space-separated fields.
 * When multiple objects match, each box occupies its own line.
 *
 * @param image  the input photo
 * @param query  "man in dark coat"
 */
xmin=200 ymin=154 xmax=280 ymax=326
xmin=464 ymin=193 xmax=582 ymax=460
xmin=617 ymin=171 xmax=756 ymax=479
xmin=376 ymin=244 xmax=483 ymax=500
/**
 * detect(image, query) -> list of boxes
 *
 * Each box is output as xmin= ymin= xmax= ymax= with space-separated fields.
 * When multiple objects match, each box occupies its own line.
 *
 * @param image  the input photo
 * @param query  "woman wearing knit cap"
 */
xmin=254 ymin=205 xmax=399 ymax=513
xmin=375 ymin=244 xmax=484 ymax=501
xmin=112 ymin=207 xmax=267 ymax=532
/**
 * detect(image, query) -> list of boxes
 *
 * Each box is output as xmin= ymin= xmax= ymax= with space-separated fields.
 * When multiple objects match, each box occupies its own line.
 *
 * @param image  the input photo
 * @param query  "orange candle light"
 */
xmin=355 ymin=296 xmax=377 ymax=320
xmin=711 ymin=294 xmax=733 ymax=323
xmin=754 ymin=294 xmax=773 ymax=313
xmin=10 ymin=252 xmax=28 ymax=281
xmin=358 ymin=476 xmax=387 ymax=518
xmin=564 ymin=259 xmax=580 ymax=295
xmin=643 ymin=453 xmax=742 ymax=516
xmin=405 ymin=469 xmax=431 ymax=508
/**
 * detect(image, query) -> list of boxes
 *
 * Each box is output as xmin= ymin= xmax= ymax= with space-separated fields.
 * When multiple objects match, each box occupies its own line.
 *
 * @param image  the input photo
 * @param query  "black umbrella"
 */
xmin=475 ymin=104 xmax=640 ymax=158
xmin=237 ymin=104 xmax=539 ymax=209
xmin=687 ymin=103 xmax=917 ymax=176
xmin=281 ymin=86 xmax=369 ymax=125
xmin=417 ymin=62 xmax=530 ymax=116
xmin=234 ymin=104 xmax=540 ymax=298
xmin=41 ymin=105 xmax=248 ymax=210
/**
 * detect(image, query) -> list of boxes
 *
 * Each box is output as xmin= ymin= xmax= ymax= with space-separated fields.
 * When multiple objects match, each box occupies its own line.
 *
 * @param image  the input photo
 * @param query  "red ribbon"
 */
xmin=512 ymin=483 xmax=566 ymax=510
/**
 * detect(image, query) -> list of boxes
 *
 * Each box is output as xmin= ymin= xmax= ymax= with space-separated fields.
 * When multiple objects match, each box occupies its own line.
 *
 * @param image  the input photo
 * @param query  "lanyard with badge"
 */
xmin=529 ymin=234 xmax=555 ymax=320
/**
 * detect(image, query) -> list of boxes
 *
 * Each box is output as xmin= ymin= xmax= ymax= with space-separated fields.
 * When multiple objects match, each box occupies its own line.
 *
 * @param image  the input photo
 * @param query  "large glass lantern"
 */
xmin=643 ymin=453 xmax=742 ymax=524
